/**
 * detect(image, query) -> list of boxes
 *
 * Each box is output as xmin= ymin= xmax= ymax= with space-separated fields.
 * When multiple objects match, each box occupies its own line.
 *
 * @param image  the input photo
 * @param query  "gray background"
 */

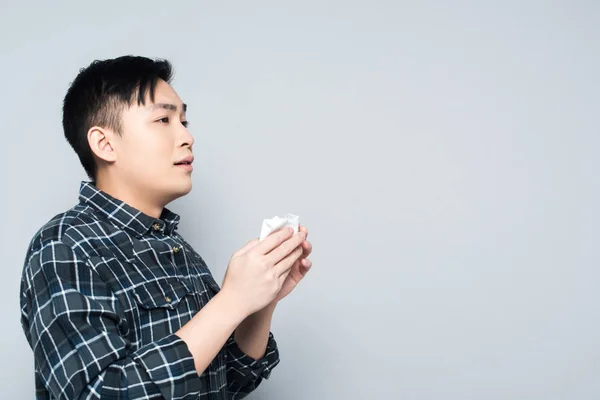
xmin=1 ymin=1 xmax=598 ymax=399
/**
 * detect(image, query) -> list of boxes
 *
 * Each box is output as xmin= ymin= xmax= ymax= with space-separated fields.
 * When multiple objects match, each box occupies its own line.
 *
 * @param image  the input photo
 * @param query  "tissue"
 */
xmin=259 ymin=213 xmax=300 ymax=241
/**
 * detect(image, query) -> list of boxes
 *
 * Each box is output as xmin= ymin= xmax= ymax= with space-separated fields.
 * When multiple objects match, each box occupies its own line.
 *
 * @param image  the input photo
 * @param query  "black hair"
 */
xmin=62 ymin=55 xmax=173 ymax=180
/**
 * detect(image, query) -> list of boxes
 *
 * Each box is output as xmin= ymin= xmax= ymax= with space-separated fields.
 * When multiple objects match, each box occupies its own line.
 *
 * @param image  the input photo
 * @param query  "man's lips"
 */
xmin=175 ymin=155 xmax=194 ymax=172
xmin=174 ymin=155 xmax=194 ymax=165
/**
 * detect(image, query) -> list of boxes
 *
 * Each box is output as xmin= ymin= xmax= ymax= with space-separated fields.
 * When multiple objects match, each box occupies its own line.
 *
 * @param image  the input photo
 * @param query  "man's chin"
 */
xmin=167 ymin=181 xmax=193 ymax=202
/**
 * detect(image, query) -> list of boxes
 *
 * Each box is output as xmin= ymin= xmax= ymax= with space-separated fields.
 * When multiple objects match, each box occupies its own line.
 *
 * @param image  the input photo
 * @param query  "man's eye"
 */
xmin=182 ymin=121 xmax=189 ymax=128
xmin=158 ymin=117 xmax=169 ymax=124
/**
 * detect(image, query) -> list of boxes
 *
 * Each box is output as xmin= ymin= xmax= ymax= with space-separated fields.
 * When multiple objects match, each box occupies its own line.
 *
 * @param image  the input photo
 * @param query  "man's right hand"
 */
xmin=221 ymin=227 xmax=306 ymax=317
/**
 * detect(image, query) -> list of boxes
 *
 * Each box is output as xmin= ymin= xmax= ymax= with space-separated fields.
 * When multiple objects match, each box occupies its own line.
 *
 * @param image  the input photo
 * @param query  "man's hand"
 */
xmin=272 ymin=225 xmax=313 ymax=303
xmin=221 ymin=227 xmax=306 ymax=318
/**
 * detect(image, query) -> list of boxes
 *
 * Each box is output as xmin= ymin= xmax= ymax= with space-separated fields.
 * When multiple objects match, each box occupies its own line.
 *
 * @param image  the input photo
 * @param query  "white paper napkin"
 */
xmin=259 ymin=213 xmax=300 ymax=241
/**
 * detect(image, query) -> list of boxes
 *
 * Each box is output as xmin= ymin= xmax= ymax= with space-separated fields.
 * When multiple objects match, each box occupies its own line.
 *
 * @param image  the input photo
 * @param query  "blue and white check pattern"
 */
xmin=20 ymin=181 xmax=280 ymax=399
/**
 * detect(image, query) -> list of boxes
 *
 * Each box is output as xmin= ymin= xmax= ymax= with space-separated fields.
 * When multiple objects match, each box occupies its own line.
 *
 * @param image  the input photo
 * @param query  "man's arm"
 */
xmin=219 ymin=281 xmax=282 ymax=399
xmin=224 ymin=304 xmax=281 ymax=398
xmin=233 ymin=302 xmax=277 ymax=359
xmin=21 ymin=240 xmax=242 ymax=400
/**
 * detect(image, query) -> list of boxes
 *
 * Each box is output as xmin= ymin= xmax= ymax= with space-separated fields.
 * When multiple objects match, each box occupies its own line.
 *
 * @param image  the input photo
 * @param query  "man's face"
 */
xmin=115 ymin=79 xmax=195 ymax=204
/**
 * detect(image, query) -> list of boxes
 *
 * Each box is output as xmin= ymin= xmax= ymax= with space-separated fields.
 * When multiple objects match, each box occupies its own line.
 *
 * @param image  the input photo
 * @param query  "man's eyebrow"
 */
xmin=150 ymin=103 xmax=188 ymax=113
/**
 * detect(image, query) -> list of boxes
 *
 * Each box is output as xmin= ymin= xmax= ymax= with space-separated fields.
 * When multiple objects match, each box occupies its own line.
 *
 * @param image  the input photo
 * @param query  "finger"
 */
xmin=299 ymin=225 xmax=308 ymax=238
xmin=253 ymin=227 xmax=295 ymax=255
xmin=267 ymin=231 xmax=306 ymax=265
xmin=301 ymin=258 xmax=312 ymax=269
xmin=300 ymin=240 xmax=312 ymax=257
xmin=233 ymin=238 xmax=259 ymax=257
xmin=281 ymin=259 xmax=299 ymax=281
xmin=274 ymin=245 xmax=303 ymax=277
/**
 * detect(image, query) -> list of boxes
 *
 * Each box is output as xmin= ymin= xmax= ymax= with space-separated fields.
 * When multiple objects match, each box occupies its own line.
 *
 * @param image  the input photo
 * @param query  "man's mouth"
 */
xmin=174 ymin=155 xmax=194 ymax=166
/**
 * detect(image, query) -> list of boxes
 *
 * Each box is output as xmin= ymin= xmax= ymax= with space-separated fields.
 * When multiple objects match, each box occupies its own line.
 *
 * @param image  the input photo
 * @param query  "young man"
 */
xmin=19 ymin=55 xmax=313 ymax=399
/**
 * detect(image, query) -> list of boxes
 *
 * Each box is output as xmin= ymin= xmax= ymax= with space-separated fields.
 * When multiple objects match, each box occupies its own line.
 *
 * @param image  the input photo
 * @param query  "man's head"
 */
xmin=63 ymin=55 xmax=195 ymax=209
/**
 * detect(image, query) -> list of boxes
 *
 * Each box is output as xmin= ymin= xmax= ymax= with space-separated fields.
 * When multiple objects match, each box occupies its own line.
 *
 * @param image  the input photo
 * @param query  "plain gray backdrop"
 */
xmin=1 ymin=1 xmax=599 ymax=399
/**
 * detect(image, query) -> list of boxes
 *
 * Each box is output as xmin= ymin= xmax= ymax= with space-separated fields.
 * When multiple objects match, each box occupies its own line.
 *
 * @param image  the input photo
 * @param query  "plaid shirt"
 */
xmin=20 ymin=181 xmax=280 ymax=400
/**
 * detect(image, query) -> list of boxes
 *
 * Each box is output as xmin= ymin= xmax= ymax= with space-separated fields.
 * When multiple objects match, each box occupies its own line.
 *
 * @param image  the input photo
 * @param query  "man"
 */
xmin=19 ymin=55 xmax=313 ymax=399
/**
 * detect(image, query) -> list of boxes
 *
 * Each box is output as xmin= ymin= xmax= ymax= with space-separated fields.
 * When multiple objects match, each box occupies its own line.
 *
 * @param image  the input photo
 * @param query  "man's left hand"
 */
xmin=272 ymin=225 xmax=312 ymax=303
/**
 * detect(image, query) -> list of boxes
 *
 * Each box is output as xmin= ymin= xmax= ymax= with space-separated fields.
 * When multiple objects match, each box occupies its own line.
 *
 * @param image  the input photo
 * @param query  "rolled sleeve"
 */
xmin=131 ymin=334 xmax=202 ymax=398
xmin=225 ymin=332 xmax=280 ymax=398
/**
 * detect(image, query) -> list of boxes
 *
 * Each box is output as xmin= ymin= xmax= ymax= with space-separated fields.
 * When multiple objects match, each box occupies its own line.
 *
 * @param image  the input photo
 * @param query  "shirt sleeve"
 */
xmin=20 ymin=240 xmax=203 ymax=400
xmin=225 ymin=330 xmax=280 ymax=399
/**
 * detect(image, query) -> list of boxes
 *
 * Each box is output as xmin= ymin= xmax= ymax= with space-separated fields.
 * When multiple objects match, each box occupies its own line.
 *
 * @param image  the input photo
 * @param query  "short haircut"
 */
xmin=62 ymin=55 xmax=173 ymax=179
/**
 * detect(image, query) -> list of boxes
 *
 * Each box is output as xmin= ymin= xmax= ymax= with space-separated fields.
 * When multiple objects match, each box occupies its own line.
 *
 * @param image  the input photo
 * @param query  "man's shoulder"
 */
xmin=25 ymin=203 xmax=106 ymax=261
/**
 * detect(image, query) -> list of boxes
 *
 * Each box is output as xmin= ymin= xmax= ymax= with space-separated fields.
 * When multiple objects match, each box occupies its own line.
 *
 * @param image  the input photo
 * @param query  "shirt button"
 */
xmin=165 ymin=296 xmax=172 ymax=303
xmin=153 ymin=223 xmax=161 ymax=231
xmin=173 ymin=246 xmax=180 ymax=253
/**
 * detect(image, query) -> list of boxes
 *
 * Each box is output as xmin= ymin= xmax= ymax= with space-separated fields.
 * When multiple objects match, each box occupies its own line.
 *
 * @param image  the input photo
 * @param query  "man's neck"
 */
xmin=95 ymin=175 xmax=164 ymax=219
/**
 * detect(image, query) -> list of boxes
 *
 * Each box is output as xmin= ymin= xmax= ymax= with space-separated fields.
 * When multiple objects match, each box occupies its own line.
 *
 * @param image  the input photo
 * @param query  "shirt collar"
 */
xmin=78 ymin=181 xmax=181 ymax=237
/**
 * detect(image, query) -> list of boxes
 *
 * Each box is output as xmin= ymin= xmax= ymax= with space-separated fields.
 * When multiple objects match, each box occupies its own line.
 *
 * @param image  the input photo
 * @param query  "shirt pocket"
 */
xmin=132 ymin=277 xmax=191 ymax=310
xmin=130 ymin=277 xmax=195 ymax=345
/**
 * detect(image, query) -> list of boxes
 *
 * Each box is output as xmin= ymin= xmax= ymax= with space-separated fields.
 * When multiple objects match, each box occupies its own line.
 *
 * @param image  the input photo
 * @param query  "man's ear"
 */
xmin=88 ymin=126 xmax=117 ymax=163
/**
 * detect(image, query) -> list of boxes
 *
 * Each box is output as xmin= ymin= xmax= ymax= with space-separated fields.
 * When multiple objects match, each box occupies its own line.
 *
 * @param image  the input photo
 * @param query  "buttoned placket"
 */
xmin=173 ymin=236 xmax=209 ymax=308
xmin=166 ymin=233 xmax=226 ymax=395
xmin=145 ymin=222 xmax=229 ymax=395
xmin=159 ymin=230 xmax=206 ymax=313
xmin=150 ymin=221 xmax=196 ymax=307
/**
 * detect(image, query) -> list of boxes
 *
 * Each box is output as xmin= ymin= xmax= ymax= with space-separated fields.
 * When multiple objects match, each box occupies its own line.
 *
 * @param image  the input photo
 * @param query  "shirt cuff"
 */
xmin=226 ymin=332 xmax=280 ymax=379
xmin=133 ymin=334 xmax=202 ymax=399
